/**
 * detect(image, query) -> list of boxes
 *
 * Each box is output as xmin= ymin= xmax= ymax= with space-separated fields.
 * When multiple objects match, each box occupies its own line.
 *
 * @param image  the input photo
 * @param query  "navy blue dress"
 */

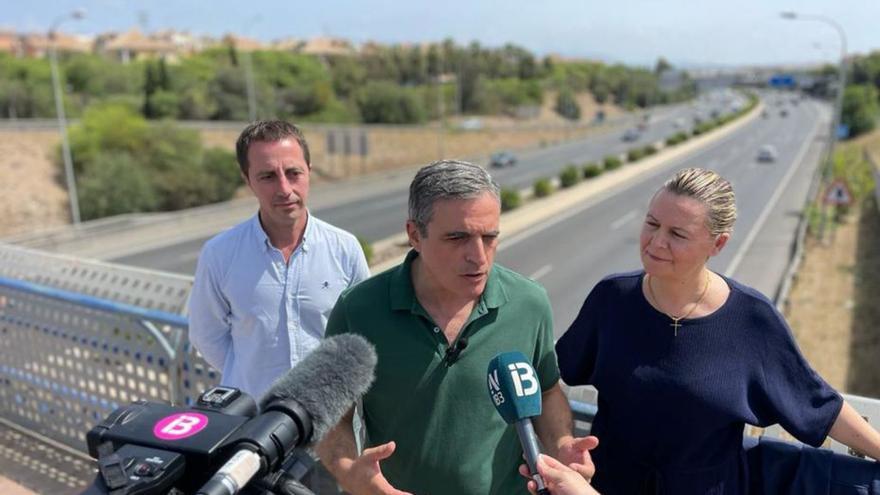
xmin=556 ymin=271 xmax=843 ymax=495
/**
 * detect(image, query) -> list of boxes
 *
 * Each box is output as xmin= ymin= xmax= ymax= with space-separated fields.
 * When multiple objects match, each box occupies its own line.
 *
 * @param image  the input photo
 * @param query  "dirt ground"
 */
xmin=0 ymin=130 xmax=71 ymax=238
xmin=784 ymin=128 xmax=880 ymax=398
xmin=785 ymin=201 xmax=880 ymax=397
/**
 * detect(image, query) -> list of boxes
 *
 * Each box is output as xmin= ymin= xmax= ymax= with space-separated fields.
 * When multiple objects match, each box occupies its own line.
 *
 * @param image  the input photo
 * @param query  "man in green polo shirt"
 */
xmin=316 ymin=160 xmax=598 ymax=495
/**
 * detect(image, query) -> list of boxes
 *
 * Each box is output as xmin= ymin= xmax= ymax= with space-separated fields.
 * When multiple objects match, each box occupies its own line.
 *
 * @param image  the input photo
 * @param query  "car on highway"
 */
xmin=757 ymin=144 xmax=778 ymax=163
xmin=489 ymin=151 xmax=517 ymax=168
xmin=622 ymin=128 xmax=640 ymax=142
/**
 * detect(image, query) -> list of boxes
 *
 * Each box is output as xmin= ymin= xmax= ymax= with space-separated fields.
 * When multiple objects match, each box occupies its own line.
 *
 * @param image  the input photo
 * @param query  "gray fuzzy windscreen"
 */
xmin=260 ymin=334 xmax=377 ymax=444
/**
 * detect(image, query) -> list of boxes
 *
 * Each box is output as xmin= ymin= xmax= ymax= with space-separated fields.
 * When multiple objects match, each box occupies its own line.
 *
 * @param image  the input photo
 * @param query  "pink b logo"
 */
xmin=153 ymin=412 xmax=209 ymax=440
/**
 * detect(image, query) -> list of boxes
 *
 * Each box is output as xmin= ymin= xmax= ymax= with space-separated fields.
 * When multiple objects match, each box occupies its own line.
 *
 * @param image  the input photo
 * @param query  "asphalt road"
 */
xmin=495 ymin=97 xmax=828 ymax=334
xmin=113 ymin=96 xmax=732 ymax=274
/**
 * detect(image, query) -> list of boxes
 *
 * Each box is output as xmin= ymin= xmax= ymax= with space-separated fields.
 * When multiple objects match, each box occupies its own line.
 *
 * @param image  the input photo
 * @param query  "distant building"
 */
xmin=220 ymin=34 xmax=266 ymax=52
xmin=300 ymin=36 xmax=355 ymax=57
xmin=0 ymin=31 xmax=20 ymax=56
xmin=273 ymin=37 xmax=304 ymax=52
xmin=95 ymin=29 xmax=177 ymax=63
xmin=19 ymin=31 xmax=92 ymax=58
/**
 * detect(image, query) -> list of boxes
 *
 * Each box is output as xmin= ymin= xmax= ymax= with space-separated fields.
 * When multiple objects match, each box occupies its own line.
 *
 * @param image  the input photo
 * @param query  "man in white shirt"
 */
xmin=188 ymin=120 xmax=370 ymax=399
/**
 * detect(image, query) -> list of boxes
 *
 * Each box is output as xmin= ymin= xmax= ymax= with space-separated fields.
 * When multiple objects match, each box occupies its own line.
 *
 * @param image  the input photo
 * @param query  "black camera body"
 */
xmin=82 ymin=386 xmax=278 ymax=495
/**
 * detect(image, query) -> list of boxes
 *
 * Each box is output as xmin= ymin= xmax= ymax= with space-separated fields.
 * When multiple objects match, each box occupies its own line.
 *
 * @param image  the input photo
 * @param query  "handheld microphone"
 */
xmin=195 ymin=334 xmax=377 ymax=495
xmin=444 ymin=338 xmax=468 ymax=366
xmin=487 ymin=351 xmax=550 ymax=495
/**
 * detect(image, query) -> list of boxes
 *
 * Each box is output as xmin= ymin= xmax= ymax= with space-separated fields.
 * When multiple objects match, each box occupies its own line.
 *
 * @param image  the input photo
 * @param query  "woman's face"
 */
xmin=639 ymin=189 xmax=729 ymax=280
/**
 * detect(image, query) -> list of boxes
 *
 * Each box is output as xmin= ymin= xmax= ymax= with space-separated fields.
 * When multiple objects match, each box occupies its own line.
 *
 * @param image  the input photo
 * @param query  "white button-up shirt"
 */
xmin=188 ymin=212 xmax=370 ymax=398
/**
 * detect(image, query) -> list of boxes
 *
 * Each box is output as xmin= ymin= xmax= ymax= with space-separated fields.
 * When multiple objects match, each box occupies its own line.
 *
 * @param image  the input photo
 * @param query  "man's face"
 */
xmin=407 ymin=192 xmax=501 ymax=301
xmin=243 ymin=138 xmax=310 ymax=230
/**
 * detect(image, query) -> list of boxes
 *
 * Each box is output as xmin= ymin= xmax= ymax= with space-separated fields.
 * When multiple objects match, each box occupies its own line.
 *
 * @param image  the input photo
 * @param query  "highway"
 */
xmin=495 ymin=97 xmax=828 ymax=334
xmin=113 ymin=95 xmax=734 ymax=274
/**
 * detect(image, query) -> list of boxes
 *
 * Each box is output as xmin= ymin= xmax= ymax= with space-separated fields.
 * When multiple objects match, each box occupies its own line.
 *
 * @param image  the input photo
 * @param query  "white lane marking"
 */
xmin=529 ymin=264 xmax=553 ymax=281
xmin=610 ymin=210 xmax=639 ymax=231
xmin=500 ymin=105 xmax=762 ymax=252
xmin=724 ymin=113 xmax=822 ymax=278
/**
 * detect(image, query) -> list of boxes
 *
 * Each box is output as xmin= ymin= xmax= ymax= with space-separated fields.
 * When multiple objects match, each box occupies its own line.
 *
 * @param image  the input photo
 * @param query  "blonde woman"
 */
xmin=556 ymin=168 xmax=880 ymax=494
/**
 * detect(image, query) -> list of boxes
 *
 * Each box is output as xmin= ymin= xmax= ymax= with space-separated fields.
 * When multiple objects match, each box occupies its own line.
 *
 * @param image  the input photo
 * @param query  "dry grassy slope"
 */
xmin=784 ymin=130 xmax=880 ymax=397
xmin=0 ymin=130 xmax=70 ymax=237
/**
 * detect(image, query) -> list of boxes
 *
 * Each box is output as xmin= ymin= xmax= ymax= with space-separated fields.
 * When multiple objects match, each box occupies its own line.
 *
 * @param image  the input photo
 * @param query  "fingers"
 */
xmin=573 ymin=435 xmax=600 ymax=451
xmin=526 ymin=480 xmax=538 ymax=495
xmin=538 ymin=453 xmax=569 ymax=475
xmin=362 ymin=441 xmax=397 ymax=462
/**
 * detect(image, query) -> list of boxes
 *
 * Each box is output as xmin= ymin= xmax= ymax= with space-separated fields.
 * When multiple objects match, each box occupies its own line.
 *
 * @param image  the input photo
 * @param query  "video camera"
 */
xmin=79 ymin=334 xmax=378 ymax=495
xmin=82 ymin=386 xmax=313 ymax=495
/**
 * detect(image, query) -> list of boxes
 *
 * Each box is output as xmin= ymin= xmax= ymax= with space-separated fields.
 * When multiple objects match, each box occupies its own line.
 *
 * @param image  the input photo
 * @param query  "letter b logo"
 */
xmin=507 ymin=362 xmax=539 ymax=397
xmin=153 ymin=412 xmax=209 ymax=440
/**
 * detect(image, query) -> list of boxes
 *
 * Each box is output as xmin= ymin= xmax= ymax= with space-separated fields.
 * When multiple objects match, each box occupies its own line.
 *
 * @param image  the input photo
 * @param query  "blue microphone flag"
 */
xmin=487 ymin=351 xmax=542 ymax=424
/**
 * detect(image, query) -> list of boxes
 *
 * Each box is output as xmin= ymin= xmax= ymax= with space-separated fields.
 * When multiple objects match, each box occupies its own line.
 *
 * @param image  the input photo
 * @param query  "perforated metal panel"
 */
xmin=0 ymin=244 xmax=192 ymax=314
xmin=0 ymin=420 xmax=94 ymax=495
xmin=0 ymin=283 xmax=182 ymax=451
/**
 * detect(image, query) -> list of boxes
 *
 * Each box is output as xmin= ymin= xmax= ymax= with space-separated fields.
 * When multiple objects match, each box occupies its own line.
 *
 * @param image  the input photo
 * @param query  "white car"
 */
xmin=757 ymin=145 xmax=778 ymax=162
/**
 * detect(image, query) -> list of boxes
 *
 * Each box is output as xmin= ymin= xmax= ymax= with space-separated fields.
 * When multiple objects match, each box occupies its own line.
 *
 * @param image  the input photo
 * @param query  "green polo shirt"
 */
xmin=326 ymin=250 xmax=560 ymax=495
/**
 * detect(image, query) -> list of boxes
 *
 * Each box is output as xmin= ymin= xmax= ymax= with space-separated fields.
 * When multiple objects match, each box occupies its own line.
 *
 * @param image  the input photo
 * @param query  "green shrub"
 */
xmin=642 ymin=144 xmax=657 ymax=156
xmin=500 ymin=188 xmax=522 ymax=211
xmin=555 ymin=88 xmax=581 ymax=121
xmin=356 ymin=81 xmax=426 ymax=124
xmin=78 ymin=152 xmax=160 ymax=220
xmin=358 ymin=236 xmax=374 ymax=265
xmin=603 ymin=155 xmax=622 ymax=170
xmin=583 ymin=162 xmax=602 ymax=178
xmin=559 ymin=165 xmax=581 ymax=188
xmin=533 ymin=178 xmax=553 ymax=198
xmin=665 ymin=132 xmax=688 ymax=146
xmin=627 ymin=148 xmax=645 ymax=162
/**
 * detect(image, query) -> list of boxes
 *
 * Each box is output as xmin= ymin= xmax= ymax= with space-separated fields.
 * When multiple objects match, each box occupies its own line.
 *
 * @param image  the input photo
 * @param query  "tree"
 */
xmin=356 ymin=81 xmax=425 ymax=124
xmin=841 ymin=84 xmax=878 ymax=137
xmin=654 ymin=57 xmax=672 ymax=74
xmin=78 ymin=152 xmax=159 ymax=220
xmin=555 ymin=88 xmax=581 ymax=121
xmin=68 ymin=103 xmax=150 ymax=174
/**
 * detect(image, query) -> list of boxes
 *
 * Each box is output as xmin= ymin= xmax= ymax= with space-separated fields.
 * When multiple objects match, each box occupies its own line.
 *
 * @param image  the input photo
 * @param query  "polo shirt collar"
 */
xmin=251 ymin=210 xmax=312 ymax=253
xmin=390 ymin=250 xmax=509 ymax=313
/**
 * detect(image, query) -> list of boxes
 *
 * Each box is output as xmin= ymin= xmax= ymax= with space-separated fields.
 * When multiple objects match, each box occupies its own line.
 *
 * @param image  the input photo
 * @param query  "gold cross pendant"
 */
xmin=671 ymin=319 xmax=682 ymax=337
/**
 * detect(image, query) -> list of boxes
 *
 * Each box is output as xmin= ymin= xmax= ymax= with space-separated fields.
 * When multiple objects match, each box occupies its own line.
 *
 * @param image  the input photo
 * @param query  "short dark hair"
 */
xmin=235 ymin=120 xmax=311 ymax=176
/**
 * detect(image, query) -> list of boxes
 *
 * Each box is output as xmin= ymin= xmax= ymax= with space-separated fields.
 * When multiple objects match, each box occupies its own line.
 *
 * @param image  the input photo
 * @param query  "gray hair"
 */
xmin=661 ymin=167 xmax=737 ymax=236
xmin=408 ymin=159 xmax=500 ymax=236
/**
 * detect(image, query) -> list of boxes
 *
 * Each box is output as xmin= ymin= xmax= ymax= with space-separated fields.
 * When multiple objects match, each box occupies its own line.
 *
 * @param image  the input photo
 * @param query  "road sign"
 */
xmin=769 ymin=74 xmax=795 ymax=88
xmin=824 ymin=179 xmax=853 ymax=206
xmin=836 ymin=124 xmax=850 ymax=139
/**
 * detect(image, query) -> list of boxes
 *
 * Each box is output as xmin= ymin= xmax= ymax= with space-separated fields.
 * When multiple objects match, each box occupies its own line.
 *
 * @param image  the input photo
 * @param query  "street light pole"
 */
xmin=780 ymin=11 xmax=848 ymax=240
xmin=49 ymin=9 xmax=86 ymax=225
xmin=242 ymin=15 xmax=261 ymax=122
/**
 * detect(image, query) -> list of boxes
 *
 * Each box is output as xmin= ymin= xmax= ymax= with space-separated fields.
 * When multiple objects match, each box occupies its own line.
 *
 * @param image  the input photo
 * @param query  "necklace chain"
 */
xmin=646 ymin=272 xmax=711 ymax=336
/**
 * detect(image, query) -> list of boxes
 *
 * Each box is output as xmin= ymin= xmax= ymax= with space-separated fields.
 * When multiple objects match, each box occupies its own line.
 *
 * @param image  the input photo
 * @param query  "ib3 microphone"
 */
xmin=487 ymin=351 xmax=550 ymax=495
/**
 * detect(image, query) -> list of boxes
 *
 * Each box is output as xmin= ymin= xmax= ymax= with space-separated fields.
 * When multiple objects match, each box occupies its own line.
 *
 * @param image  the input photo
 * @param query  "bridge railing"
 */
xmin=0 ymin=243 xmax=221 ymax=453
xmin=2 ymin=243 xmax=879 ymax=462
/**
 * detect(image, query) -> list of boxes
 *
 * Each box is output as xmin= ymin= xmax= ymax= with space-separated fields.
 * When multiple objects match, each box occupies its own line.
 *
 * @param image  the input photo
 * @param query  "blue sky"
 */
xmin=4 ymin=0 xmax=878 ymax=67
